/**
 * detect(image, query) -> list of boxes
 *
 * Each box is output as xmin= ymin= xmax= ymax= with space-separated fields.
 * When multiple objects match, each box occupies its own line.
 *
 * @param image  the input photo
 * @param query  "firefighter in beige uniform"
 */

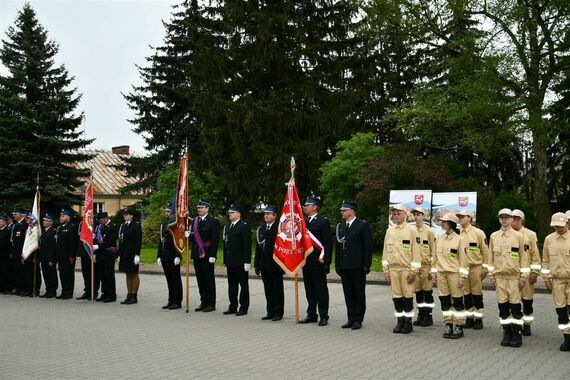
xmin=411 ymin=207 xmax=435 ymax=327
xmin=512 ymin=209 xmax=541 ymax=336
xmin=431 ymin=213 xmax=469 ymax=339
xmin=542 ymin=212 xmax=570 ymax=352
xmin=456 ymin=210 xmax=489 ymax=330
xmin=382 ymin=204 xmax=422 ymax=334
xmin=488 ymin=208 xmax=529 ymax=348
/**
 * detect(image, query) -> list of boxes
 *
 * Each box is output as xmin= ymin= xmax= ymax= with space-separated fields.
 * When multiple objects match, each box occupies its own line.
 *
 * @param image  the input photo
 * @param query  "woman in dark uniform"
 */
xmin=118 ymin=208 xmax=142 ymax=304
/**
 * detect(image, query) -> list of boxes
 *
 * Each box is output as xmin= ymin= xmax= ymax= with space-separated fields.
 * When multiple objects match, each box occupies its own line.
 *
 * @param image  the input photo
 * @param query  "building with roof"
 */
xmin=73 ymin=145 xmax=144 ymax=216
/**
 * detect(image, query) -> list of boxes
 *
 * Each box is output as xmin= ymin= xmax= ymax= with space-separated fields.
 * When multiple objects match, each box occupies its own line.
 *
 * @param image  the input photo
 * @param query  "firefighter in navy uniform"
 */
xmin=189 ymin=200 xmax=220 ymax=312
xmin=11 ymin=208 xmax=28 ymax=295
xmin=38 ymin=214 xmax=58 ymax=298
xmin=157 ymin=203 xmax=183 ymax=310
xmin=118 ymin=207 xmax=142 ymax=305
xmin=76 ymin=220 xmax=98 ymax=300
xmin=335 ymin=201 xmax=373 ymax=330
xmin=300 ymin=196 xmax=333 ymax=326
xmin=55 ymin=209 xmax=79 ymax=299
xmin=94 ymin=212 xmax=119 ymax=303
xmin=222 ymin=205 xmax=252 ymax=316
xmin=0 ymin=214 xmax=14 ymax=293
xmin=254 ymin=205 xmax=284 ymax=321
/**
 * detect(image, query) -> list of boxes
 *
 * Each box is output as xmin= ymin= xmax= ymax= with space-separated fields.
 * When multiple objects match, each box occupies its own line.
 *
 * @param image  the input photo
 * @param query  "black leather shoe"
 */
xmin=318 ymin=318 xmax=329 ymax=326
xmin=76 ymin=293 xmax=89 ymax=300
xmin=44 ymin=293 xmax=56 ymax=299
xmin=96 ymin=295 xmax=107 ymax=302
xmin=299 ymin=316 xmax=318 ymax=324
xmin=202 ymin=306 xmax=215 ymax=312
xmin=236 ymin=310 xmax=247 ymax=316
xmin=341 ymin=321 xmax=354 ymax=329
xmin=61 ymin=294 xmax=73 ymax=300
xmin=39 ymin=293 xmax=48 ymax=298
xmin=162 ymin=303 xmax=172 ymax=309
xmin=56 ymin=294 xmax=64 ymax=299
xmin=351 ymin=322 xmax=362 ymax=330
xmin=522 ymin=324 xmax=531 ymax=336
xmin=103 ymin=296 xmax=116 ymax=303
xmin=223 ymin=309 xmax=237 ymax=315
xmin=124 ymin=295 xmax=138 ymax=305
xmin=168 ymin=303 xmax=182 ymax=310
xmin=194 ymin=305 xmax=205 ymax=312
xmin=272 ymin=316 xmax=282 ymax=321
xmin=261 ymin=315 xmax=274 ymax=320
xmin=21 ymin=291 xmax=32 ymax=297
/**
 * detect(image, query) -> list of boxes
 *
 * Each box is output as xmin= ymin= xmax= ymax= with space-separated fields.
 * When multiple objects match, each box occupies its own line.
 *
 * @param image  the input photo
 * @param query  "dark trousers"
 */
xmin=261 ymin=270 xmax=284 ymax=317
xmin=41 ymin=260 xmax=58 ymax=294
xmin=302 ymin=263 xmax=329 ymax=319
xmin=12 ymin=256 xmax=22 ymax=291
xmin=57 ymin=257 xmax=75 ymax=296
xmin=162 ymin=258 xmax=182 ymax=304
xmin=227 ymin=266 xmax=249 ymax=312
xmin=97 ymin=259 xmax=116 ymax=297
xmin=339 ymin=269 xmax=366 ymax=323
xmin=0 ymin=259 xmax=13 ymax=291
xmin=194 ymin=258 xmax=215 ymax=307
xmin=80 ymin=255 xmax=99 ymax=296
xmin=22 ymin=256 xmax=41 ymax=294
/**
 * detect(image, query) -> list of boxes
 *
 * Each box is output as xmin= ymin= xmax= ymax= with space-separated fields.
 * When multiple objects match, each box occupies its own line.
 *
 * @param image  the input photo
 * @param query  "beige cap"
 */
xmin=497 ymin=208 xmax=513 ymax=217
xmin=551 ymin=212 xmax=568 ymax=227
xmin=512 ymin=209 xmax=525 ymax=220
xmin=411 ymin=206 xmax=426 ymax=215
xmin=456 ymin=209 xmax=474 ymax=217
xmin=392 ymin=204 xmax=407 ymax=212
xmin=439 ymin=213 xmax=459 ymax=223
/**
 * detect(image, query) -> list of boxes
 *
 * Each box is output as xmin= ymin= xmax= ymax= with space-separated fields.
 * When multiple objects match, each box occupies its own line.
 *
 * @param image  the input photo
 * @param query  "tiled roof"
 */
xmin=74 ymin=150 xmax=141 ymax=196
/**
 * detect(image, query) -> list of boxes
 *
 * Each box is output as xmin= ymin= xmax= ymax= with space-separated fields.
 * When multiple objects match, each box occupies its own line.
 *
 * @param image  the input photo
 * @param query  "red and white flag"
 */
xmin=80 ymin=179 xmax=94 ymax=256
xmin=273 ymin=179 xmax=313 ymax=276
xmin=168 ymin=153 xmax=189 ymax=254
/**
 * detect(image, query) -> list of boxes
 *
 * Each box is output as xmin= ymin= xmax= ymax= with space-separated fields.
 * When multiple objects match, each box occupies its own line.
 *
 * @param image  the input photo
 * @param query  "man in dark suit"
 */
xmin=94 ymin=212 xmax=118 ymax=303
xmin=0 ymin=214 xmax=14 ymax=293
xmin=301 ymin=196 xmax=334 ymax=326
xmin=189 ymin=200 xmax=220 ymax=312
xmin=39 ymin=214 xmax=58 ymax=298
xmin=254 ymin=205 xmax=284 ymax=321
xmin=157 ymin=203 xmax=183 ymax=310
xmin=11 ymin=208 xmax=28 ymax=295
xmin=55 ymin=209 xmax=78 ymax=299
xmin=222 ymin=205 xmax=251 ymax=315
xmin=335 ymin=201 xmax=373 ymax=330
xmin=76 ymin=220 xmax=98 ymax=300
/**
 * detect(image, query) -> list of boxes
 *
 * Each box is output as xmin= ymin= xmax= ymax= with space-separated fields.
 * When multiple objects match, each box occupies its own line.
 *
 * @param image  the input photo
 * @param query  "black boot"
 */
xmin=501 ymin=324 xmax=512 ymax=347
xmin=120 ymin=293 xmax=132 ymax=304
xmin=449 ymin=324 xmax=464 ymax=339
xmin=510 ymin=324 xmax=522 ymax=347
xmin=560 ymin=334 xmax=570 ymax=352
xmin=393 ymin=317 xmax=404 ymax=333
xmin=400 ymin=317 xmax=413 ymax=334
xmin=125 ymin=294 xmax=138 ymax=305
xmin=464 ymin=317 xmax=474 ymax=329
xmin=443 ymin=323 xmax=453 ymax=338
xmin=473 ymin=318 xmax=483 ymax=330
xmin=421 ymin=309 xmax=433 ymax=327
xmin=413 ymin=309 xmax=424 ymax=326
xmin=522 ymin=324 xmax=531 ymax=336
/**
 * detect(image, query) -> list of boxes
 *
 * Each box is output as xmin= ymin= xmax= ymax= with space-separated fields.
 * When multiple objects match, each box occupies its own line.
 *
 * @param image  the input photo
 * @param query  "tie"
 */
xmin=346 ymin=222 xmax=350 ymax=229
xmin=266 ymin=225 xmax=270 ymax=231
xmin=231 ymin=222 xmax=235 ymax=229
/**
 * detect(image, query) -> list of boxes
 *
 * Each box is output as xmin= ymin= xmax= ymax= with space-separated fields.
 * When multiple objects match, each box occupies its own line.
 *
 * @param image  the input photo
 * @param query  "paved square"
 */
xmin=1 ymin=272 xmax=569 ymax=379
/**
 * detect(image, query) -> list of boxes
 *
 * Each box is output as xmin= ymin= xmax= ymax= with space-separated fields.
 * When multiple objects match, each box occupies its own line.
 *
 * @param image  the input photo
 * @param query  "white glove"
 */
xmin=184 ymin=231 xmax=190 ymax=238
xmin=244 ymin=263 xmax=251 ymax=272
xmin=157 ymin=257 xmax=162 ymax=266
xmin=93 ymin=254 xmax=96 ymax=263
xmin=93 ymin=245 xmax=99 ymax=251
xmin=174 ymin=257 xmax=181 ymax=266
xmin=208 ymin=257 xmax=216 ymax=264
xmin=319 ymin=252 xmax=325 ymax=261
xmin=134 ymin=255 xmax=140 ymax=265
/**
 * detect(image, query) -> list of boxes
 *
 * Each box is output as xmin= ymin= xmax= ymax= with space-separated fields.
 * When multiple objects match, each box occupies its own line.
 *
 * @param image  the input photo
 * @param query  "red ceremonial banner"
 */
xmin=80 ymin=180 xmax=94 ymax=256
xmin=273 ymin=180 xmax=313 ymax=276
xmin=168 ymin=153 xmax=188 ymax=254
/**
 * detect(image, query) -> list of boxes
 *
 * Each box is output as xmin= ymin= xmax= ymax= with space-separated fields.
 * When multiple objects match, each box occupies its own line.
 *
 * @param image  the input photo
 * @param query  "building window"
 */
xmin=94 ymin=202 xmax=105 ymax=214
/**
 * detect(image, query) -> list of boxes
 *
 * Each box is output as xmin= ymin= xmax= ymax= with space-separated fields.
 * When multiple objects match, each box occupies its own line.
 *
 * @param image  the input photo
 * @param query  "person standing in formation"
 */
xmin=38 ymin=214 xmax=57 ymax=298
xmin=157 ymin=204 xmax=183 ymax=310
xmin=94 ymin=212 xmax=118 ymax=303
xmin=55 ymin=209 xmax=78 ymax=300
xmin=118 ymin=207 xmax=142 ymax=305
xmin=411 ymin=207 xmax=435 ymax=327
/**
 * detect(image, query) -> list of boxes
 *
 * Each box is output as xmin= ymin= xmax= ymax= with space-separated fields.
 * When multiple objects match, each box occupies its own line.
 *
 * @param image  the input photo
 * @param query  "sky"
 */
xmin=0 ymin=0 xmax=180 ymax=153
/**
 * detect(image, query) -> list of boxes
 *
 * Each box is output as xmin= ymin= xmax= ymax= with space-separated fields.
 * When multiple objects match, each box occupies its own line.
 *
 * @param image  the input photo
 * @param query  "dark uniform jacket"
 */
xmin=94 ymin=221 xmax=118 ymax=261
xmin=335 ymin=218 xmax=373 ymax=270
xmin=118 ymin=221 xmax=142 ymax=259
xmin=39 ymin=227 xmax=57 ymax=263
xmin=56 ymin=222 xmax=79 ymax=259
xmin=190 ymin=215 xmax=220 ymax=260
xmin=157 ymin=220 xmax=181 ymax=261
xmin=223 ymin=219 xmax=252 ymax=267
xmin=305 ymin=214 xmax=334 ymax=266
xmin=11 ymin=219 xmax=27 ymax=258
xmin=0 ymin=225 xmax=12 ymax=261
xmin=254 ymin=222 xmax=282 ymax=272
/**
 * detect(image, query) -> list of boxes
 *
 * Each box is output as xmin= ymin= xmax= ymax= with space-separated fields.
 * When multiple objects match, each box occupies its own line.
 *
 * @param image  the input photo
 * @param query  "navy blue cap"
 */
xmin=43 ymin=214 xmax=55 ymax=222
xmin=0 ymin=214 xmax=9 ymax=221
xmin=12 ymin=207 xmax=27 ymax=215
xmin=164 ymin=202 xmax=174 ymax=213
xmin=197 ymin=199 xmax=210 ymax=208
xmin=228 ymin=204 xmax=241 ymax=213
xmin=264 ymin=204 xmax=277 ymax=213
xmin=97 ymin=212 xmax=108 ymax=219
xmin=123 ymin=207 xmax=136 ymax=216
xmin=340 ymin=200 xmax=358 ymax=211
xmin=304 ymin=196 xmax=321 ymax=207
xmin=60 ymin=209 xmax=74 ymax=217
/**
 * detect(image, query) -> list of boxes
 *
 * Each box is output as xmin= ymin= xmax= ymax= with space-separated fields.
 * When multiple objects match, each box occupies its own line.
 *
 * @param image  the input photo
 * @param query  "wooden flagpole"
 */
xmin=90 ymin=178 xmax=95 ymax=302
xmin=186 ymin=228 xmax=190 ymax=313
xmin=32 ymin=173 xmax=40 ymax=298
xmin=290 ymin=157 xmax=300 ymax=324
